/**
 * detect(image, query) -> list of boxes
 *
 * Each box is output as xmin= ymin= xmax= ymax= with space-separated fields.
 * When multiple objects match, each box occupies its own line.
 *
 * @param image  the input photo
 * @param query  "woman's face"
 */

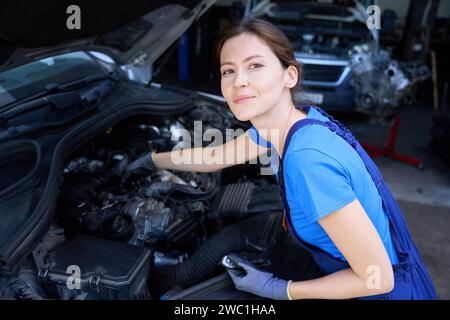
xmin=220 ymin=33 xmax=296 ymax=122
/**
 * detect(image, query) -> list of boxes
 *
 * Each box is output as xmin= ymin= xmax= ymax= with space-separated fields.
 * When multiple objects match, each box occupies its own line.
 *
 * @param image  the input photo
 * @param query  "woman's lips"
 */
xmin=233 ymin=95 xmax=255 ymax=104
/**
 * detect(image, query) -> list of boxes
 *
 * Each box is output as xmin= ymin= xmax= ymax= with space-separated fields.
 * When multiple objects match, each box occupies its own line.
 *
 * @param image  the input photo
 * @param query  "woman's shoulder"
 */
xmin=284 ymin=124 xmax=358 ymax=178
xmin=287 ymin=122 xmax=352 ymax=156
xmin=284 ymin=142 xmax=346 ymax=173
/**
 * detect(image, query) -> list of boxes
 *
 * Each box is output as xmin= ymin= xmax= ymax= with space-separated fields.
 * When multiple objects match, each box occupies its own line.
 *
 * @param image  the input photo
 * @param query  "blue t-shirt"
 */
xmin=248 ymin=108 xmax=399 ymax=264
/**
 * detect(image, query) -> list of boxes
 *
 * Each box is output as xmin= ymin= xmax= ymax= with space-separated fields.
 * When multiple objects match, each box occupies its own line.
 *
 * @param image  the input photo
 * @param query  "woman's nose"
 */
xmin=233 ymin=71 xmax=249 ymax=88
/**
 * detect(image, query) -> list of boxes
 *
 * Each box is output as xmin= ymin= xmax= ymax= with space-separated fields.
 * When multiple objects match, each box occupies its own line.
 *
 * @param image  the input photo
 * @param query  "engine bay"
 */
xmin=3 ymin=102 xmax=286 ymax=300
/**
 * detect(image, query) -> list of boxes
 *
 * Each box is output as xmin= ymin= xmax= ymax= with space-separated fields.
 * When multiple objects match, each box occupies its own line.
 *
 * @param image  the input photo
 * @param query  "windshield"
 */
xmin=0 ymin=51 xmax=109 ymax=108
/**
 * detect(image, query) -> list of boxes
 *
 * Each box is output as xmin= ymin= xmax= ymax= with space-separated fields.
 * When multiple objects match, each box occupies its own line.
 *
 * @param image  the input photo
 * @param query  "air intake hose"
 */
xmin=152 ymin=212 xmax=283 ymax=295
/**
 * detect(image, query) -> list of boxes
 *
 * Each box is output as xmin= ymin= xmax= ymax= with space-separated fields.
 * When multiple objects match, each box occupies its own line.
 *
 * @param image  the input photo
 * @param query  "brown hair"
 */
xmin=214 ymin=17 xmax=303 ymax=104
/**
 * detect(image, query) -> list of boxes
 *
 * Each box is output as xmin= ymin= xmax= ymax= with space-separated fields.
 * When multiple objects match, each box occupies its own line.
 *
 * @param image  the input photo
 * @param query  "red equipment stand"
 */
xmin=361 ymin=116 xmax=424 ymax=170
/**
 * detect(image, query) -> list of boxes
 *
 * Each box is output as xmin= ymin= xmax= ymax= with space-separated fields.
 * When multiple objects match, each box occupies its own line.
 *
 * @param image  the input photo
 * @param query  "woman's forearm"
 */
xmin=153 ymin=131 xmax=268 ymax=173
xmin=153 ymin=147 xmax=234 ymax=173
xmin=288 ymin=268 xmax=393 ymax=300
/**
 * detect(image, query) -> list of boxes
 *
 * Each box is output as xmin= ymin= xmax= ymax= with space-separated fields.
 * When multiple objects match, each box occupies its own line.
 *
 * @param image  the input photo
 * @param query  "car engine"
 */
xmin=2 ymin=103 xmax=284 ymax=300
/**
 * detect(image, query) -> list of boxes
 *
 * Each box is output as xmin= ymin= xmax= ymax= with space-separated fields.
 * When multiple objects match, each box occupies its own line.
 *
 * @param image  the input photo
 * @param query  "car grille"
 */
xmin=302 ymin=64 xmax=345 ymax=83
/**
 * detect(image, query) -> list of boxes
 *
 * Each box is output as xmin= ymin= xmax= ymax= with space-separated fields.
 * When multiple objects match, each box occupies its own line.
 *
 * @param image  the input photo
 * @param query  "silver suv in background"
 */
xmin=251 ymin=0 xmax=430 ymax=119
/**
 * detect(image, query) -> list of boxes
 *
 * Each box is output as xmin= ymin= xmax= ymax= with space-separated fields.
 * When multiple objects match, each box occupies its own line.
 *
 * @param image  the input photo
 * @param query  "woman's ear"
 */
xmin=284 ymin=66 xmax=298 ymax=89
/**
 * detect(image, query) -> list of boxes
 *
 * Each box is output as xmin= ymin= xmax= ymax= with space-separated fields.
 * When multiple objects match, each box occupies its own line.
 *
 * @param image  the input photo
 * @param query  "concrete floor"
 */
xmin=345 ymin=105 xmax=450 ymax=300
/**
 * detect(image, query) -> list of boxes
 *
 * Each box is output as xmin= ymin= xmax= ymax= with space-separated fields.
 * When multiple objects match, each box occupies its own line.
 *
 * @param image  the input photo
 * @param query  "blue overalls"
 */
xmin=278 ymin=105 xmax=438 ymax=300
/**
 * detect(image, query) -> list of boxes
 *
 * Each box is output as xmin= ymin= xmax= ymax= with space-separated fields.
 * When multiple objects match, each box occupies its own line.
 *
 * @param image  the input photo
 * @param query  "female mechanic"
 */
xmin=124 ymin=18 xmax=437 ymax=300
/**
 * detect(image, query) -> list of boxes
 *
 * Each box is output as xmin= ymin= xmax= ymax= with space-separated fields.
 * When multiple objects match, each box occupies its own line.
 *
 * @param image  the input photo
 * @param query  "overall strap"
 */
xmin=279 ymin=106 xmax=438 ymax=299
xmin=283 ymin=106 xmax=410 ymax=253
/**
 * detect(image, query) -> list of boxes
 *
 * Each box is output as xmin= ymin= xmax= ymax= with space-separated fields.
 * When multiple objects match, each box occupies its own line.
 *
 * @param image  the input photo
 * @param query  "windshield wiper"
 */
xmin=0 ymin=77 xmax=115 ymax=124
xmin=0 ymin=72 xmax=118 ymax=113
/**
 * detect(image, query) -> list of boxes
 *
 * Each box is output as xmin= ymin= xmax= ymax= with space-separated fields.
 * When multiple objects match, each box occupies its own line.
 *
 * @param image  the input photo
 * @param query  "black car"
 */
xmin=0 ymin=1 xmax=319 ymax=300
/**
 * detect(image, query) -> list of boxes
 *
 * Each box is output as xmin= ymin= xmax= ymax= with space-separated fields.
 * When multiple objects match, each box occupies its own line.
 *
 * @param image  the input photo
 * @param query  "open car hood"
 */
xmin=0 ymin=0 xmax=217 ymax=72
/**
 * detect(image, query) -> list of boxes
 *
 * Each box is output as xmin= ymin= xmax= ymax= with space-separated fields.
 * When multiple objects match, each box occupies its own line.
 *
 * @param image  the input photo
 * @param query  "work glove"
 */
xmin=225 ymin=254 xmax=291 ymax=300
xmin=122 ymin=151 xmax=156 ymax=181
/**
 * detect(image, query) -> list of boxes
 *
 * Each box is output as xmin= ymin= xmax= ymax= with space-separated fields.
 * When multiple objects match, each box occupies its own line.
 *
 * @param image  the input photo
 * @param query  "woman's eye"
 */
xmin=222 ymin=69 xmax=233 ymax=76
xmin=249 ymin=63 xmax=263 ymax=70
xmin=221 ymin=64 xmax=262 ymax=76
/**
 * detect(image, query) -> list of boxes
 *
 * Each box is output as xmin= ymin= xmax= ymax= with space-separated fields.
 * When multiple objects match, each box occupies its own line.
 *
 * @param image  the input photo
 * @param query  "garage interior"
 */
xmin=151 ymin=0 xmax=450 ymax=299
xmin=0 ymin=0 xmax=449 ymax=301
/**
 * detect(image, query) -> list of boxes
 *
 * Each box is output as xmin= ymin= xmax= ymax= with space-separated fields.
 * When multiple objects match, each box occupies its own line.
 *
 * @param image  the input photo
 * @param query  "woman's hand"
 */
xmin=123 ymin=151 xmax=156 ymax=180
xmin=225 ymin=254 xmax=290 ymax=300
